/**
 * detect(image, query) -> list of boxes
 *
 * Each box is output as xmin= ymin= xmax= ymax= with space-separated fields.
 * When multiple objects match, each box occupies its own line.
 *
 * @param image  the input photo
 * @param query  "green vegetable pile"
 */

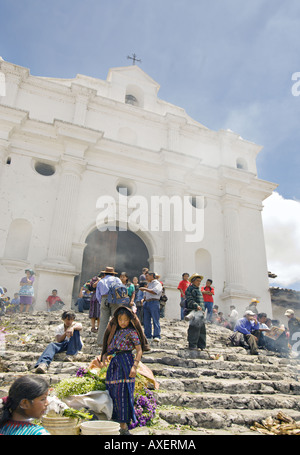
xmin=54 ymin=376 xmax=106 ymax=399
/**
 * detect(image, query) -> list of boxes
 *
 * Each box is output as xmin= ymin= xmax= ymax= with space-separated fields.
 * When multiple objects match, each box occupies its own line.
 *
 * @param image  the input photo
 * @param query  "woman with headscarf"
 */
xmin=19 ymin=269 xmax=35 ymax=313
xmin=97 ymin=306 xmax=150 ymax=435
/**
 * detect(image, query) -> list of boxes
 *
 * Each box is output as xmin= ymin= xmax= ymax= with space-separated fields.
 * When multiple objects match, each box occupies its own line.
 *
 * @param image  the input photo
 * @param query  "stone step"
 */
xmin=2 ymin=313 xmax=300 ymax=435
xmin=2 ymin=347 xmax=297 ymax=381
xmin=148 ymin=363 xmax=297 ymax=382
xmin=142 ymin=351 xmax=299 ymax=374
xmin=155 ymin=376 xmax=300 ymax=395
xmin=155 ymin=391 xmax=300 ymax=411
xmin=158 ymin=407 xmax=300 ymax=430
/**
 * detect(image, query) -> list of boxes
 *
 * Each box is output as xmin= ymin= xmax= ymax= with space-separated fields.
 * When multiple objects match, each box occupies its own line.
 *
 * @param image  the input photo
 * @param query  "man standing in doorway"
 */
xmin=139 ymin=272 xmax=162 ymax=343
xmin=96 ymin=266 xmax=122 ymax=347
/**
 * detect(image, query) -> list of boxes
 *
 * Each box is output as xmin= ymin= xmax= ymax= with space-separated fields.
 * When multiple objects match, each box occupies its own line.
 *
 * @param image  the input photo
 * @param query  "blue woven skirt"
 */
xmin=105 ymin=351 xmax=137 ymax=424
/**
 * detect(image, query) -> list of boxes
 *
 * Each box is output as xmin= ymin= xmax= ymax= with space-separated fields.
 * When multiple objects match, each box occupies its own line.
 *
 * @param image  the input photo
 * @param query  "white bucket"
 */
xmin=80 ymin=420 xmax=120 ymax=435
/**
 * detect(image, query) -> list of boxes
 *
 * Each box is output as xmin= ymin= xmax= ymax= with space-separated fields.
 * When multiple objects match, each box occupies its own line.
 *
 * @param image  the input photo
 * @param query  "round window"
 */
xmin=34 ymin=162 xmax=56 ymax=176
xmin=116 ymin=180 xmax=135 ymax=196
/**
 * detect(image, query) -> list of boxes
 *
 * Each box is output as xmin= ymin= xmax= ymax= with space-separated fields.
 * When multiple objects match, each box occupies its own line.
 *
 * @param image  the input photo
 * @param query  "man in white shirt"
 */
xmin=96 ymin=266 xmax=122 ymax=347
xmin=228 ymin=305 xmax=239 ymax=330
xmin=34 ymin=311 xmax=83 ymax=373
xmin=139 ymin=272 xmax=162 ymax=342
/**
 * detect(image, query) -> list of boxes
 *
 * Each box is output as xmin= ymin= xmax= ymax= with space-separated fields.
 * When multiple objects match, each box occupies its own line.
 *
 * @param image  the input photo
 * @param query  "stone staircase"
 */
xmin=1 ymin=311 xmax=300 ymax=435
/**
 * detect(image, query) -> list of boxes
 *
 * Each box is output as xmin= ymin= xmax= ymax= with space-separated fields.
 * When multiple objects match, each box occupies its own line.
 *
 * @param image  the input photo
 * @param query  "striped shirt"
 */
xmin=0 ymin=419 xmax=50 ymax=435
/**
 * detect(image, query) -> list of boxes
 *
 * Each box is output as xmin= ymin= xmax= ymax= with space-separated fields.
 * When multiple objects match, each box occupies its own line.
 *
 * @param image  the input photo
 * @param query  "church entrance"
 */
xmin=73 ymin=228 xmax=149 ymax=299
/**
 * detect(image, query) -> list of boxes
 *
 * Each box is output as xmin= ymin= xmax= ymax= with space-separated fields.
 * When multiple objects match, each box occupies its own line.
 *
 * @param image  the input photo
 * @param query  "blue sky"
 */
xmin=1 ymin=0 xmax=300 ymax=290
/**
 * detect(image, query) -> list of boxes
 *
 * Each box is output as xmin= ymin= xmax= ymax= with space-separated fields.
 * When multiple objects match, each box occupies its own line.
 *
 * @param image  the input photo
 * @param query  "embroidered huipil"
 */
xmin=0 ymin=419 xmax=50 ymax=435
xmin=105 ymin=328 xmax=140 ymax=423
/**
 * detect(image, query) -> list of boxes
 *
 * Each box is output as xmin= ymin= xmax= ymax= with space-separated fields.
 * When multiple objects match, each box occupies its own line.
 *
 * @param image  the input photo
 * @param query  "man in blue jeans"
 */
xmin=201 ymin=279 xmax=214 ymax=323
xmin=75 ymin=285 xmax=91 ymax=312
xmin=34 ymin=311 xmax=83 ymax=373
xmin=139 ymin=272 xmax=162 ymax=343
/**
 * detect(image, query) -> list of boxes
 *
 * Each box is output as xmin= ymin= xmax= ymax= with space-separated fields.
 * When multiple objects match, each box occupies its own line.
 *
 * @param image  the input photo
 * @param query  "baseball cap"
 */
xmin=285 ymin=309 xmax=294 ymax=316
xmin=245 ymin=310 xmax=256 ymax=316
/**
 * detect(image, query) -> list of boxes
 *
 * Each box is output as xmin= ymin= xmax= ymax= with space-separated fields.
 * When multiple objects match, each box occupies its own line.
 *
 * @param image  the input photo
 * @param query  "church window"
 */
xmin=236 ymin=157 xmax=248 ymax=171
xmin=116 ymin=180 xmax=135 ymax=196
xmin=125 ymin=94 xmax=139 ymax=106
xmin=125 ymin=84 xmax=144 ymax=108
xmin=34 ymin=161 xmax=56 ymax=176
xmin=189 ymin=195 xmax=206 ymax=209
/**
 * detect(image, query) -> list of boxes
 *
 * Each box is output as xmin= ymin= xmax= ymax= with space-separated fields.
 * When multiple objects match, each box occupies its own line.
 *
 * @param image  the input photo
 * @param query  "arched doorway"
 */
xmin=195 ymin=248 xmax=212 ymax=282
xmin=73 ymin=227 xmax=150 ymax=298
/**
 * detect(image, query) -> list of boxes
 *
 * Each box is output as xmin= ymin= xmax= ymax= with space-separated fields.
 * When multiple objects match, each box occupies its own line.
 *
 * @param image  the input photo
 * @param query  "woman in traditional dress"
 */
xmin=98 ymin=306 xmax=149 ymax=435
xmin=85 ymin=275 xmax=101 ymax=333
xmin=0 ymin=375 xmax=50 ymax=435
xmin=19 ymin=269 xmax=35 ymax=313
xmin=120 ymin=272 xmax=136 ymax=309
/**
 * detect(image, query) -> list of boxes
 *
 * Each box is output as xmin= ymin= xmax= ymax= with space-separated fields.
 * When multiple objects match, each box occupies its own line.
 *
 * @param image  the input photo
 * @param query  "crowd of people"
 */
xmin=73 ymin=266 xmax=167 ymax=345
xmin=0 ymin=269 xmax=65 ymax=315
xmin=1 ymin=266 xmax=300 ymax=436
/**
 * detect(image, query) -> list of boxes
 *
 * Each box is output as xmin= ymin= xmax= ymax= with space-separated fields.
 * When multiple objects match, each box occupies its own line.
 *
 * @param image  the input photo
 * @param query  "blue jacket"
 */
xmin=234 ymin=317 xmax=259 ymax=335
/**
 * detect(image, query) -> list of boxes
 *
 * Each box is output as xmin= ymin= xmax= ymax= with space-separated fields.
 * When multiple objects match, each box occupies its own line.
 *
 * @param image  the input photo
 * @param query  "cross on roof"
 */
xmin=127 ymin=53 xmax=142 ymax=65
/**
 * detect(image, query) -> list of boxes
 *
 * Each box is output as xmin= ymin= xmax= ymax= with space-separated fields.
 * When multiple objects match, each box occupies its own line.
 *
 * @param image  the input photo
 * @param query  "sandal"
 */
xmin=119 ymin=428 xmax=131 ymax=435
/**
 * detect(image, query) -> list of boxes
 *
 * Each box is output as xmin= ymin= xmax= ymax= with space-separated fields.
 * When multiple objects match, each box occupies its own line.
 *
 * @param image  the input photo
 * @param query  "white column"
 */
xmin=165 ymin=113 xmax=186 ymax=152
xmin=222 ymin=197 xmax=245 ymax=290
xmin=0 ymin=141 xmax=8 ymax=182
xmin=71 ymin=84 xmax=95 ymax=126
xmin=46 ymin=159 xmax=85 ymax=265
xmin=35 ymin=158 xmax=85 ymax=310
xmin=163 ymin=184 xmax=184 ymax=287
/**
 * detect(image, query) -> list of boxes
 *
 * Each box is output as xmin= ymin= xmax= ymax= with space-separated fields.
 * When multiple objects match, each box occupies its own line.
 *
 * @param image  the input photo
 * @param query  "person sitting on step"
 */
xmin=34 ymin=310 xmax=83 ymax=373
xmin=231 ymin=310 xmax=260 ymax=355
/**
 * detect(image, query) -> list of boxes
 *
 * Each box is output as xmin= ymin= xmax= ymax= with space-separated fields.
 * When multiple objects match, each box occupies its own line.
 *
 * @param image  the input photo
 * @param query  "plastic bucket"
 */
xmin=80 ymin=420 xmax=120 ymax=435
xmin=42 ymin=415 xmax=80 ymax=435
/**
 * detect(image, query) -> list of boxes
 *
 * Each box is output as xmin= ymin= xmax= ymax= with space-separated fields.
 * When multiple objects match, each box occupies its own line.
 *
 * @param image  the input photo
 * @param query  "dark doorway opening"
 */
xmin=73 ymin=228 xmax=149 ymax=300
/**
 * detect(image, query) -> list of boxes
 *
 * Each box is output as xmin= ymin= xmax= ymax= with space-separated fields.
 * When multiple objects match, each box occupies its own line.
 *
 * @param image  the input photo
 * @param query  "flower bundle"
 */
xmin=54 ymin=368 xmax=106 ymax=399
xmin=129 ymin=388 xmax=157 ymax=429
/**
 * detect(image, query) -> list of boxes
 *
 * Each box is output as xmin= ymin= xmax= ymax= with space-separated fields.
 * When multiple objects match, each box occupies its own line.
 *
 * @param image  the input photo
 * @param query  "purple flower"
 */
xmin=129 ymin=387 xmax=157 ymax=429
xmin=76 ymin=367 xmax=88 ymax=377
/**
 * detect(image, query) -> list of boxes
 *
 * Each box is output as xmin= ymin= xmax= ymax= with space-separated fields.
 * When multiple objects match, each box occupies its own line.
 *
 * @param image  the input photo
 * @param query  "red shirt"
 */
xmin=177 ymin=280 xmax=190 ymax=296
xmin=46 ymin=295 xmax=62 ymax=307
xmin=201 ymin=286 xmax=214 ymax=303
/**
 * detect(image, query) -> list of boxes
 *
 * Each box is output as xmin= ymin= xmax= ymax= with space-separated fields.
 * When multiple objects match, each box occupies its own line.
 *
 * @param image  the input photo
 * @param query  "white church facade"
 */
xmin=0 ymin=58 xmax=277 ymax=317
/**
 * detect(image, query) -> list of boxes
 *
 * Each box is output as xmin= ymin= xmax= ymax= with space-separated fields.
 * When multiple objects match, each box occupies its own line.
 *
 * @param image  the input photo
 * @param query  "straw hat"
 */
xmin=189 ymin=273 xmax=204 ymax=283
xmin=100 ymin=266 xmax=118 ymax=275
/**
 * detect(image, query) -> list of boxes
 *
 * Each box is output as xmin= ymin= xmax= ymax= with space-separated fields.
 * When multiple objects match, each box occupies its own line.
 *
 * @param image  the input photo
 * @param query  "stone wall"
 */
xmin=271 ymin=287 xmax=300 ymax=324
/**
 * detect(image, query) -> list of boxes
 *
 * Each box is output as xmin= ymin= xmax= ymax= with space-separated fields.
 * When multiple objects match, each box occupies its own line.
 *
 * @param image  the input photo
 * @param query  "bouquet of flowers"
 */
xmin=129 ymin=388 xmax=157 ymax=429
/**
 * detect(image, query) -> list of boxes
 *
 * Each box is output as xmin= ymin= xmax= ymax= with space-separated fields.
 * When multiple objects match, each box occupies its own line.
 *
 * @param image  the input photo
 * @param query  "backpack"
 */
xmin=160 ymin=287 xmax=168 ymax=306
xmin=107 ymin=278 xmax=130 ymax=306
xmin=183 ymin=299 xmax=189 ymax=316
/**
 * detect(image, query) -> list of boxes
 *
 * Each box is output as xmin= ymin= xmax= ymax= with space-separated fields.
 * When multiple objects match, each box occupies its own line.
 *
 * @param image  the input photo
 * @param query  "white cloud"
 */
xmin=262 ymin=191 xmax=300 ymax=288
